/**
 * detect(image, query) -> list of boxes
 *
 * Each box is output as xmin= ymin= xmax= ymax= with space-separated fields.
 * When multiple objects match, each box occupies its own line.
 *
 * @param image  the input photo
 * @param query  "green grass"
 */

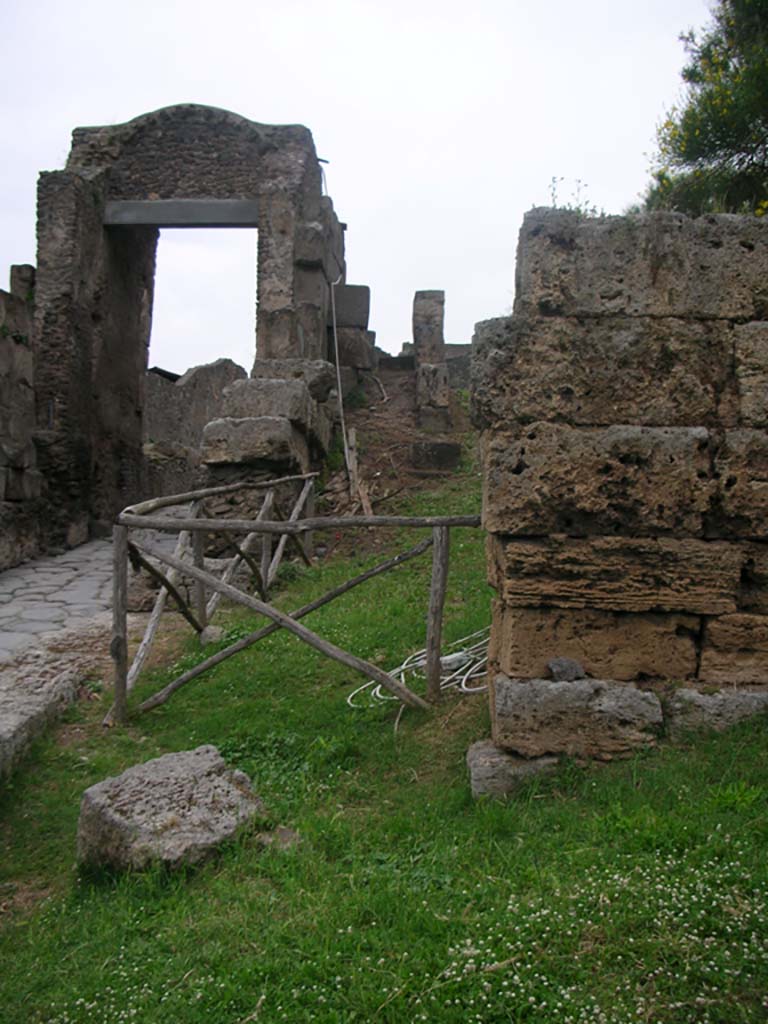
xmin=2 ymin=462 xmax=768 ymax=1023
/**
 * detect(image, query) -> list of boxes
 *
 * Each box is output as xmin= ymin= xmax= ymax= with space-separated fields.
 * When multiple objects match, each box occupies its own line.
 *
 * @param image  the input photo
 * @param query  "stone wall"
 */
xmin=0 ymin=266 xmax=46 ymax=569
xmin=143 ymin=359 xmax=247 ymax=497
xmin=472 ymin=210 xmax=768 ymax=741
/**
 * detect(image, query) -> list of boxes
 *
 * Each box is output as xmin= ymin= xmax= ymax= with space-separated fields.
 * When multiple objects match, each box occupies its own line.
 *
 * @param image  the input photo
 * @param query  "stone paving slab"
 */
xmin=0 ymin=540 xmax=113 ymax=662
xmin=0 ymin=524 xmax=187 ymax=778
xmin=0 ymin=541 xmax=117 ymax=778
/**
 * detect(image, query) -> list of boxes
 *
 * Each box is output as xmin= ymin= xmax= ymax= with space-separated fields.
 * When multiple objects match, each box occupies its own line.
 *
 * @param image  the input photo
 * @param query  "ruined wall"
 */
xmin=473 ymin=210 xmax=768 ymax=706
xmin=34 ymin=168 xmax=157 ymax=540
xmin=0 ymin=266 xmax=45 ymax=568
xmin=143 ymin=359 xmax=248 ymax=496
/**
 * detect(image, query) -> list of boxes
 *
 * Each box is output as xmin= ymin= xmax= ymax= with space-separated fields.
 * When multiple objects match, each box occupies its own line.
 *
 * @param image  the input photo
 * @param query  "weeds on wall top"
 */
xmin=546 ymin=176 xmax=604 ymax=217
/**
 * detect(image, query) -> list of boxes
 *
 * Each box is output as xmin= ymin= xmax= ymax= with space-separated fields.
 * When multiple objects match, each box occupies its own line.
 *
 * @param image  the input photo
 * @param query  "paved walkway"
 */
xmin=0 ymin=541 xmax=114 ymax=663
xmin=0 ymin=541 xmax=119 ymax=777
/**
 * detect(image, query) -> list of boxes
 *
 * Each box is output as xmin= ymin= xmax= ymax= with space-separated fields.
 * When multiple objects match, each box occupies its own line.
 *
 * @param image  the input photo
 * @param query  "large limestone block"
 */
xmin=699 ymin=613 xmax=768 ymax=684
xmin=416 ymin=363 xmax=450 ymax=409
xmin=250 ymin=358 xmax=336 ymax=402
xmin=466 ymin=740 xmax=558 ymax=797
xmin=412 ymin=290 xmax=445 ymax=364
xmin=515 ymin=208 xmax=768 ymax=320
xmin=334 ymin=328 xmax=377 ymax=369
xmin=329 ymin=284 xmax=370 ymax=329
xmin=471 ymin=315 xmax=737 ymax=429
xmin=488 ymin=534 xmax=741 ymax=615
xmin=77 ymin=746 xmax=265 ymax=870
xmin=666 ymin=687 xmax=768 ymax=737
xmin=201 ymin=417 xmax=309 ymax=471
xmin=491 ymin=675 xmax=663 ymax=760
xmin=712 ymin=430 xmax=768 ymax=538
xmin=734 ymin=322 xmax=768 ymax=427
xmin=483 ymin=423 xmax=713 ymax=537
xmin=489 ymin=601 xmax=699 ymax=681
xmin=223 ymin=378 xmax=314 ymax=432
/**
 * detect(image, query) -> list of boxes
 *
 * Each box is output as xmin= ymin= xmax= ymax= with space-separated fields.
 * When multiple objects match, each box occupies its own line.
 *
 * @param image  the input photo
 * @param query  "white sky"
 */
xmin=1 ymin=0 xmax=711 ymax=372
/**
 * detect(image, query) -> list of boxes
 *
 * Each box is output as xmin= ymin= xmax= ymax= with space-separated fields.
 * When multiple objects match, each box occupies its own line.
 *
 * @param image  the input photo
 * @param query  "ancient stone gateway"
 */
xmin=33 ymin=104 xmax=346 ymax=543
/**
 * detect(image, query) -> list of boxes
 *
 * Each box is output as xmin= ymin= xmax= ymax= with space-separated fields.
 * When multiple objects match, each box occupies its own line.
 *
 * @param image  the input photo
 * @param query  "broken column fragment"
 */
xmin=412 ymin=289 xmax=452 ymax=432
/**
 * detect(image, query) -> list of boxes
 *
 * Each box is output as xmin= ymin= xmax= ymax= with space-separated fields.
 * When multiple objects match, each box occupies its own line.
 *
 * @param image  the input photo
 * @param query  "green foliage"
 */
xmin=646 ymin=0 xmax=768 ymax=215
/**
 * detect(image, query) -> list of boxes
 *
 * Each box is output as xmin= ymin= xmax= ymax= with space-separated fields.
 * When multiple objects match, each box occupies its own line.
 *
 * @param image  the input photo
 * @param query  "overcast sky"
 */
xmin=1 ymin=0 xmax=712 ymax=372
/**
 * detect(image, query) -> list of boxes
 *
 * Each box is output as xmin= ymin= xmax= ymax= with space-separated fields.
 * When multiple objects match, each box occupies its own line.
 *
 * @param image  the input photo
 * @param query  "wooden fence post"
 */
xmin=260 ymin=489 xmax=274 ymax=599
xmin=425 ymin=525 xmax=450 ymax=703
xmin=110 ymin=524 xmax=129 ymax=725
xmin=192 ymin=501 xmax=207 ymax=634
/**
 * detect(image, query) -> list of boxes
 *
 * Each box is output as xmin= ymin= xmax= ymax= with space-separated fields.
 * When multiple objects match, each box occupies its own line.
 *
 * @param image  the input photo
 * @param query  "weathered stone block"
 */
xmin=488 ymin=601 xmax=700 ymax=681
xmin=488 ymin=535 xmax=741 ymax=615
xmin=712 ymin=430 xmax=768 ymax=538
xmin=483 ymin=423 xmax=713 ymax=537
xmin=734 ymin=322 xmax=768 ymax=427
xmin=699 ymin=613 xmax=768 ymax=684
xmin=417 ymin=406 xmax=454 ymax=433
xmin=666 ymin=687 xmax=768 ymax=737
xmin=413 ymin=290 xmax=445 ymax=364
xmin=76 ymin=746 xmax=266 ymax=870
xmin=491 ymin=675 xmax=663 ymax=760
xmin=466 ymin=740 xmax=558 ymax=797
xmin=250 ymin=358 xmax=336 ymax=402
xmin=472 ymin=315 xmax=738 ymax=429
xmin=223 ymin=378 xmax=314 ymax=432
xmin=201 ymin=417 xmax=309 ymax=471
xmin=739 ymin=542 xmax=768 ymax=614
xmin=416 ymin=363 xmax=450 ymax=409
xmin=515 ymin=208 xmax=768 ymax=320
xmin=330 ymin=284 xmax=370 ymax=329
xmin=334 ymin=328 xmax=377 ymax=370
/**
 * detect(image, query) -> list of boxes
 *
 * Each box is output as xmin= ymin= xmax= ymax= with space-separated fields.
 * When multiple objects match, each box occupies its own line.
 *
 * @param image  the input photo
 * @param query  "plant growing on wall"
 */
xmin=645 ymin=0 xmax=768 ymax=215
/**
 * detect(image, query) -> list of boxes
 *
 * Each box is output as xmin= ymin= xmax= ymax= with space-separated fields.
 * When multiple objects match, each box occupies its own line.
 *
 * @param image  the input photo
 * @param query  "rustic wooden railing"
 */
xmin=106 ymin=473 xmax=481 ymax=725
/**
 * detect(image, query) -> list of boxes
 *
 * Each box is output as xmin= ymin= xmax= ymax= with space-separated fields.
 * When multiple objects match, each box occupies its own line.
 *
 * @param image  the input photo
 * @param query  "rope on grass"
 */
xmin=346 ymin=626 xmax=491 ymax=708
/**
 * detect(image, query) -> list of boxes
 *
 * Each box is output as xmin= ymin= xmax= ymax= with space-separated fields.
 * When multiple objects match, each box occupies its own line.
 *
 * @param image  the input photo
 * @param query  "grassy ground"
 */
xmin=1 ymin=461 xmax=768 ymax=1024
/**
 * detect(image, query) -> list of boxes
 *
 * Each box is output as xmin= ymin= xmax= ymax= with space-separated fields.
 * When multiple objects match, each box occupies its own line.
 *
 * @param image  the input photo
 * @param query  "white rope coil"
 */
xmin=346 ymin=626 xmax=490 ymax=708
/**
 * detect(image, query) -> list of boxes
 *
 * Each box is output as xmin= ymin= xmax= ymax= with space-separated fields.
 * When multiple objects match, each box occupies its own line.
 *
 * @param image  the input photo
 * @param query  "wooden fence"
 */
xmin=107 ymin=472 xmax=481 ymax=725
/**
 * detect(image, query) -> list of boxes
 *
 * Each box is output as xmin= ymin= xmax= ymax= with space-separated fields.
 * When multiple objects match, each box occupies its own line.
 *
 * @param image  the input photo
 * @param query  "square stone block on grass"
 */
xmin=491 ymin=675 xmax=663 ymax=761
xmin=77 ymin=746 xmax=266 ymax=871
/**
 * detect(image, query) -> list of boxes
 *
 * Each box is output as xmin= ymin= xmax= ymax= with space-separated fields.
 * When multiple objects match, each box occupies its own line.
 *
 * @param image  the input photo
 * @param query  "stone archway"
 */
xmin=33 ymin=104 xmax=346 ymax=540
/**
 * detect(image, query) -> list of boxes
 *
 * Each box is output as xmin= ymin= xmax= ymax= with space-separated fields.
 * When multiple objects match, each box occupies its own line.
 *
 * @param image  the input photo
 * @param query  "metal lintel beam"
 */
xmin=103 ymin=199 xmax=260 ymax=228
